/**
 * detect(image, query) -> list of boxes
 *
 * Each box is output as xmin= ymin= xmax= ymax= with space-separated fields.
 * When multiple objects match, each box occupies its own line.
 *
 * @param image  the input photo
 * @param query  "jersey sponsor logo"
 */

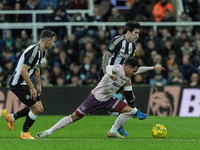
xmin=29 ymin=56 xmax=34 ymax=64
xmin=118 ymin=52 xmax=129 ymax=59
xmin=109 ymin=44 xmax=115 ymax=50
xmin=113 ymin=82 xmax=121 ymax=88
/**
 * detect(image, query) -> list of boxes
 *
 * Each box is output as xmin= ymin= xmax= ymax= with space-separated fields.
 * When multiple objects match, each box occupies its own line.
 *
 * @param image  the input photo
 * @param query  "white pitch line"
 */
xmin=0 ymin=138 xmax=200 ymax=141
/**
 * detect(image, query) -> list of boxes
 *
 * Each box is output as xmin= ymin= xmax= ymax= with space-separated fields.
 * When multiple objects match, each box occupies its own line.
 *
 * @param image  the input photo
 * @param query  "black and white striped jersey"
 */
xmin=10 ymin=43 xmax=45 ymax=86
xmin=107 ymin=34 xmax=136 ymax=65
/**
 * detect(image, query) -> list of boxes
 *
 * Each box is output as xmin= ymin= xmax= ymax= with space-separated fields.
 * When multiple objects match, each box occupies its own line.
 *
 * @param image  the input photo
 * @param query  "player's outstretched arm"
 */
xmin=136 ymin=66 xmax=166 ymax=74
xmin=153 ymin=66 xmax=166 ymax=71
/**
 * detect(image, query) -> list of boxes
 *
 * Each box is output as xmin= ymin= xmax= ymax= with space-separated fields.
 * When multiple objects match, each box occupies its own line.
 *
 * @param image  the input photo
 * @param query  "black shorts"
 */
xmin=10 ymin=85 xmax=41 ymax=107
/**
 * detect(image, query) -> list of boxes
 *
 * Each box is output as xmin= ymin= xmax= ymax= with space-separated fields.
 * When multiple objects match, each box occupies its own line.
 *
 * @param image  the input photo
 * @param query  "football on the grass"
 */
xmin=152 ymin=124 xmax=167 ymax=138
xmin=1 ymin=109 xmax=8 ymax=116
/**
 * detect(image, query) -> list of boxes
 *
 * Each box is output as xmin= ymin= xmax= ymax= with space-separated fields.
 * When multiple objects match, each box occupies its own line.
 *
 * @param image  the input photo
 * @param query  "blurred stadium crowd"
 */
xmin=0 ymin=0 xmax=200 ymax=88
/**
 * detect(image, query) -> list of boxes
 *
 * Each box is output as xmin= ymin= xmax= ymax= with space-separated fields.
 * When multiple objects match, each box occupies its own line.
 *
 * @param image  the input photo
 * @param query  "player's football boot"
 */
xmin=132 ymin=109 xmax=148 ymax=120
xmin=118 ymin=125 xmax=129 ymax=136
xmin=36 ymin=130 xmax=50 ymax=138
xmin=107 ymin=131 xmax=125 ymax=138
xmin=6 ymin=114 xmax=15 ymax=131
xmin=20 ymin=131 xmax=35 ymax=139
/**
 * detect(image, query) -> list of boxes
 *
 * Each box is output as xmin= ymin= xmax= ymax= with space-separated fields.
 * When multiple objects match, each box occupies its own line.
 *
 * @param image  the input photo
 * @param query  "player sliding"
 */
xmin=36 ymin=57 xmax=149 ymax=138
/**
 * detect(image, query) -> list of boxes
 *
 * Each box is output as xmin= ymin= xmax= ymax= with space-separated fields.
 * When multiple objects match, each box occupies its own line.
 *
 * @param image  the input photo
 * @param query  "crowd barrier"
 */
xmin=0 ymin=85 xmax=200 ymax=117
xmin=0 ymin=11 xmax=199 ymax=42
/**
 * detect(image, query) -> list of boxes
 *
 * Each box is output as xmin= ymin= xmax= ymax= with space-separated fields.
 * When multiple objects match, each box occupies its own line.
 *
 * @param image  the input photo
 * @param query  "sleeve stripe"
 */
xmin=31 ymin=44 xmax=38 ymax=58
xmin=113 ymin=35 xmax=124 ymax=45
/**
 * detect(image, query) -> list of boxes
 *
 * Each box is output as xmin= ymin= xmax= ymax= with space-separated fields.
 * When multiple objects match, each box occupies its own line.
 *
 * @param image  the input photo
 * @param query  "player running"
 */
xmin=6 ymin=30 xmax=55 ymax=139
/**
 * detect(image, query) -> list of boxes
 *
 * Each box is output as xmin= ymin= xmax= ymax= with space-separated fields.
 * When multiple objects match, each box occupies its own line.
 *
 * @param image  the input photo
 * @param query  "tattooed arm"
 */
xmin=102 ymin=51 xmax=112 ymax=74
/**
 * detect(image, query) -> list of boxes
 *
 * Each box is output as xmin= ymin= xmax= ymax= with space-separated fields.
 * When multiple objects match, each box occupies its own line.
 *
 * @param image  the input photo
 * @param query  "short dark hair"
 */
xmin=124 ymin=57 xmax=140 ymax=68
xmin=40 ymin=30 xmax=55 ymax=39
xmin=123 ymin=21 xmax=140 ymax=34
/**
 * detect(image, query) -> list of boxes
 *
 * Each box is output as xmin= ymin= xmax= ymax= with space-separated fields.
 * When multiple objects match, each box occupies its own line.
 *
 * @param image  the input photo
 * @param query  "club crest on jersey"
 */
xmin=29 ymin=56 xmax=34 ymax=64
xmin=109 ymin=44 xmax=115 ymax=50
xmin=129 ymin=48 xmax=133 ymax=54
xmin=26 ymin=95 xmax=30 ymax=100
xmin=81 ymin=106 xmax=86 ymax=111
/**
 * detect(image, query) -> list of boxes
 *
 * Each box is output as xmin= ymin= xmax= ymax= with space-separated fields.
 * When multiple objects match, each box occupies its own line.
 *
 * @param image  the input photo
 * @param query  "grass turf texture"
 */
xmin=0 ymin=115 xmax=200 ymax=150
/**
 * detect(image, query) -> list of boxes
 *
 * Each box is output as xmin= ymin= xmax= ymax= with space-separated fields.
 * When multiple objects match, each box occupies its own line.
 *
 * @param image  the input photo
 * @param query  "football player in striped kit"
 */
xmin=102 ymin=21 xmax=165 ymax=136
xmin=6 ymin=30 xmax=56 ymax=139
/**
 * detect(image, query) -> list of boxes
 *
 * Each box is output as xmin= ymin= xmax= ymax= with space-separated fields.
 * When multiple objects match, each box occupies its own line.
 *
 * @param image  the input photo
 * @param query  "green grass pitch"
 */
xmin=0 ymin=115 xmax=200 ymax=150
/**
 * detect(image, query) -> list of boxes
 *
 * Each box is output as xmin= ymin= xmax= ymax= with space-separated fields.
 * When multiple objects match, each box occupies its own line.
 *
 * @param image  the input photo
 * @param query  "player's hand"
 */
xmin=133 ymin=94 xmax=135 ymax=100
xmin=153 ymin=66 xmax=166 ymax=71
xmin=30 ymin=87 xmax=37 ymax=101
xmin=109 ymin=74 xmax=117 ymax=81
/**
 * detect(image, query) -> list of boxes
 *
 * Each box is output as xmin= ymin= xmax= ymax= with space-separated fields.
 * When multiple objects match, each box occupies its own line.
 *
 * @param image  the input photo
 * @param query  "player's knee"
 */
xmin=121 ymin=106 xmax=132 ymax=113
xmin=71 ymin=112 xmax=82 ymax=122
xmin=39 ymin=107 xmax=44 ymax=113
xmin=31 ymin=102 xmax=44 ymax=114
xmin=34 ymin=106 xmax=44 ymax=114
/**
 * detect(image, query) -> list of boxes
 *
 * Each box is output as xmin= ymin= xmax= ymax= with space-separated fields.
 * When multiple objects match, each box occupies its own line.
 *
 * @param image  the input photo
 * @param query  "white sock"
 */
xmin=11 ymin=114 xmax=15 ymax=121
xmin=47 ymin=129 xmax=53 ymax=135
xmin=28 ymin=111 xmax=38 ymax=120
xmin=132 ymin=107 xmax=138 ymax=114
xmin=109 ymin=125 xmax=118 ymax=134
xmin=111 ymin=110 xmax=133 ymax=132
xmin=48 ymin=115 xmax=73 ymax=135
